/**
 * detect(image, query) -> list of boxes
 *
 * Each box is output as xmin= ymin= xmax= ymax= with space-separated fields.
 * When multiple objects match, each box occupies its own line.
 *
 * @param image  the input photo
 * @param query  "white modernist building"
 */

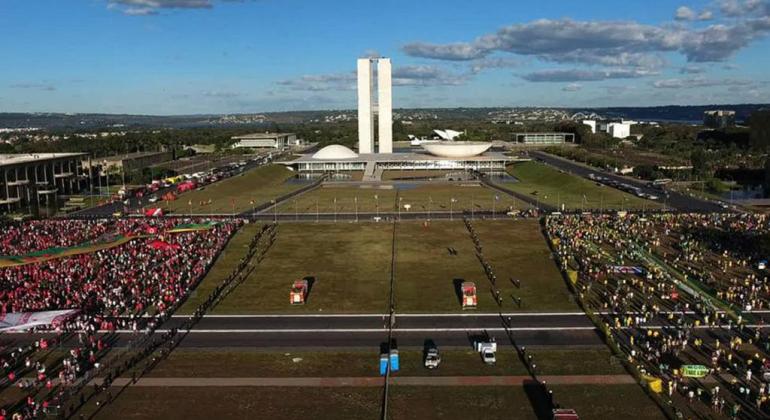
xmin=582 ymin=119 xmax=631 ymax=139
xmin=607 ymin=122 xmax=631 ymax=139
xmin=283 ymin=57 xmax=508 ymax=175
xmin=357 ymin=57 xmax=392 ymax=154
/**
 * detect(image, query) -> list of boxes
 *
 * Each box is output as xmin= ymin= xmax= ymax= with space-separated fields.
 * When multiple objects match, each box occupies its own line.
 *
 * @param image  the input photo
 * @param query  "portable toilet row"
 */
xmin=379 ymin=350 xmax=400 ymax=376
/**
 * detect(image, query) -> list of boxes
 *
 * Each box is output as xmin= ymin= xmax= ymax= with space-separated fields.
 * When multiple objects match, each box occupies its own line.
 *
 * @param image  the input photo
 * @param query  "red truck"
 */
xmin=290 ymin=280 xmax=309 ymax=305
xmin=461 ymin=282 xmax=477 ymax=309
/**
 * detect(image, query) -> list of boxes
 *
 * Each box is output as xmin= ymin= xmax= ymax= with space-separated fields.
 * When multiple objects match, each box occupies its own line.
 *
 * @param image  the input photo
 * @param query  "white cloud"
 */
xmin=276 ymin=65 xmax=469 ymax=91
xmin=402 ymin=5 xmax=770 ymax=66
xmin=562 ymin=83 xmax=582 ymax=92
xmin=675 ymin=6 xmax=696 ymax=21
xmin=521 ymin=68 xmax=656 ymax=82
xmin=679 ymin=64 xmax=705 ymax=74
xmin=9 ymin=83 xmax=56 ymax=91
xmin=651 ymin=77 xmax=754 ymax=88
xmin=107 ymin=0 xmax=250 ymax=15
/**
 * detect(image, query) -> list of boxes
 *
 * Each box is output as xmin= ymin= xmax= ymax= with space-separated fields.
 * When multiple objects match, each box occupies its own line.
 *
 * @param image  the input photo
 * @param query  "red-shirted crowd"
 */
xmin=0 ymin=217 xmax=243 ymax=419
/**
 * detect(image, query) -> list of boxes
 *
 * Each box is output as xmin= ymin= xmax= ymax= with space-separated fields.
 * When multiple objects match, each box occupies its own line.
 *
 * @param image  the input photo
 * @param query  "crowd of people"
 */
xmin=547 ymin=212 xmax=770 ymax=419
xmin=0 ymin=216 xmax=244 ymax=418
xmin=0 ymin=220 xmax=114 ymax=256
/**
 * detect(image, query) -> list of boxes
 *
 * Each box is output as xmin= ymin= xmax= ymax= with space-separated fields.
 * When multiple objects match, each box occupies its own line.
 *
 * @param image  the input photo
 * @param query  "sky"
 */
xmin=1 ymin=0 xmax=769 ymax=114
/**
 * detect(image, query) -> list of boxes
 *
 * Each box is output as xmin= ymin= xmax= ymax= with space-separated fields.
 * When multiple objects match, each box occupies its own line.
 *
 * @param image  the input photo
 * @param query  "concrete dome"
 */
xmin=312 ymin=144 xmax=359 ymax=160
xmin=421 ymin=142 xmax=492 ymax=158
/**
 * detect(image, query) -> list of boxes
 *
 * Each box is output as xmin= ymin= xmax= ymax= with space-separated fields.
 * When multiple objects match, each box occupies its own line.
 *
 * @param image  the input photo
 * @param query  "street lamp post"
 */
xmin=355 ymin=196 xmax=358 ymax=222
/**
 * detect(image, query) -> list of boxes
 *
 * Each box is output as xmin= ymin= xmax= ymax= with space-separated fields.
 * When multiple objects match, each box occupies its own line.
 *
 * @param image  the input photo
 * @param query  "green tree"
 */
xmin=750 ymin=110 xmax=770 ymax=150
xmin=690 ymin=149 xmax=710 ymax=179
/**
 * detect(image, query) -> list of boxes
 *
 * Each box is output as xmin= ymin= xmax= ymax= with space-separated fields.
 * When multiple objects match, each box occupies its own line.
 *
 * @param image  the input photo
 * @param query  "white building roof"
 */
xmin=421 ymin=142 xmax=492 ymax=158
xmin=312 ymin=145 xmax=359 ymax=160
xmin=0 ymin=153 xmax=87 ymax=168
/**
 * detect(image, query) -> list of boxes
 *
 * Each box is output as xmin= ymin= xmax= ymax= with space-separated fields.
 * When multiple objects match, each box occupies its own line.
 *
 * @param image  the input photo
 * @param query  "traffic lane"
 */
xmin=160 ymin=315 xmax=389 ymax=331
xmin=169 ymin=329 xmax=605 ymax=348
xmin=0 ymin=328 xmax=604 ymax=349
xmin=530 ymin=151 xmax=723 ymax=213
xmin=156 ymin=314 xmax=593 ymax=331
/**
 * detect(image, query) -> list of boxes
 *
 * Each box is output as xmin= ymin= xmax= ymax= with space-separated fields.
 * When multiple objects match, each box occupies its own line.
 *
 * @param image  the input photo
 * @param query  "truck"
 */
xmin=461 ymin=282 xmax=477 ymax=309
xmin=474 ymin=338 xmax=497 ymax=364
xmin=424 ymin=347 xmax=441 ymax=369
xmin=289 ymin=280 xmax=309 ymax=305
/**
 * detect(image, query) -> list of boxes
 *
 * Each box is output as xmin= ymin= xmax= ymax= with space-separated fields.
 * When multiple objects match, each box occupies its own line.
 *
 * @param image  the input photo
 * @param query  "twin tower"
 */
xmin=357 ymin=57 xmax=392 ymax=154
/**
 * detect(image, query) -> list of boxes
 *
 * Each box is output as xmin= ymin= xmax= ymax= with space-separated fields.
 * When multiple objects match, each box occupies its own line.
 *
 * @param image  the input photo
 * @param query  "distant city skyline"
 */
xmin=1 ymin=0 xmax=769 ymax=114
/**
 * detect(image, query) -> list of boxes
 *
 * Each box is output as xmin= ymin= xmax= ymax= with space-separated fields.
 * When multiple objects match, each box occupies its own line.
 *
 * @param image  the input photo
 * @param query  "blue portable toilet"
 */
xmin=389 ymin=349 xmax=400 ymax=372
xmin=379 ymin=353 xmax=388 ymax=376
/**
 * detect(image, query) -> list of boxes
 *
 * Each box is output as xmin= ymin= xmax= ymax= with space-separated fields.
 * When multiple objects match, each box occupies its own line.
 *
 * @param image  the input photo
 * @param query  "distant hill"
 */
xmin=1 ymin=104 xmax=767 ymax=130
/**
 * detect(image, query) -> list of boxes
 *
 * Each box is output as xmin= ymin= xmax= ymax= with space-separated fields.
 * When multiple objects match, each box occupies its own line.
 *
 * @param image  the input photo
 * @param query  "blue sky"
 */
xmin=1 ymin=0 xmax=769 ymax=114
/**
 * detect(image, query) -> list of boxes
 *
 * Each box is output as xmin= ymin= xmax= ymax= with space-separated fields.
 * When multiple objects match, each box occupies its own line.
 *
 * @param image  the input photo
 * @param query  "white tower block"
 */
xmin=377 ymin=58 xmax=393 ymax=154
xmin=357 ymin=58 xmax=374 ymax=154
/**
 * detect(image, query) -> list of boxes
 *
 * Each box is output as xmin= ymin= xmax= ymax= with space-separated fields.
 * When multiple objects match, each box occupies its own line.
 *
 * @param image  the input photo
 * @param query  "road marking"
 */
xmin=89 ymin=326 xmax=599 ymax=334
xmin=160 ymin=310 xmax=770 ymax=319
xmin=166 ymin=312 xmax=590 ymax=318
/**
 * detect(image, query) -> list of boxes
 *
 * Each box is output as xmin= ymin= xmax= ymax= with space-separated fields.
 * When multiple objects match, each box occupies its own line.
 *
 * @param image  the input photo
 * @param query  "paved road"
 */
xmin=96 ymin=375 xmax=636 ymax=387
xmin=13 ymin=311 xmax=770 ymax=349
xmin=530 ymin=151 xmax=725 ymax=213
xmin=157 ymin=313 xmax=595 ymax=331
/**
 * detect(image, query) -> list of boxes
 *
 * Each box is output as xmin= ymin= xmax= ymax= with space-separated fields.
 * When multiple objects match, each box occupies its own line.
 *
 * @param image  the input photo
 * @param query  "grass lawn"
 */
xmin=144 ymin=347 xmax=626 ymax=378
xmin=504 ymin=161 xmax=660 ymax=211
xmin=396 ymin=220 xmax=575 ymax=312
xmin=472 ymin=220 xmax=577 ymax=311
xmin=88 ymin=384 xmax=659 ymax=420
xmin=212 ymin=223 xmax=393 ymax=314
xmin=90 ymin=387 xmax=381 ymax=420
xmin=390 ymin=385 xmax=662 ymax=420
xmin=395 ymin=220 xmax=493 ymax=312
xmin=163 ymin=165 xmax=300 ymax=214
xmin=178 ymin=222 xmax=261 ymax=314
xmin=550 ymin=384 xmax=664 ymax=420
xmin=204 ymin=220 xmax=571 ymax=314
xmin=277 ymin=183 xmax=530 ymax=214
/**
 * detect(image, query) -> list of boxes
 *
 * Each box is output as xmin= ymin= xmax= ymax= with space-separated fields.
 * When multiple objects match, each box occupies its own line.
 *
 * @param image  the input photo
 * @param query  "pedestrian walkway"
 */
xmin=95 ymin=374 xmax=637 ymax=387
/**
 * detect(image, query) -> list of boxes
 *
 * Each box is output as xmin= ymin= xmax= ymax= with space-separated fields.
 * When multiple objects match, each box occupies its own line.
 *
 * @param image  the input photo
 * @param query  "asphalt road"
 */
xmin=10 ymin=311 xmax=770 ymax=349
xmin=530 ymin=151 xmax=725 ymax=213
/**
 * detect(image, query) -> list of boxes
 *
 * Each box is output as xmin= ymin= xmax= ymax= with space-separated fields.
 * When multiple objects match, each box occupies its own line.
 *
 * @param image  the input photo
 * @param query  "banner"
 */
xmin=0 ymin=235 xmax=135 ymax=268
xmin=681 ymin=364 xmax=709 ymax=378
xmin=608 ymin=266 xmax=645 ymax=275
xmin=0 ymin=309 xmax=79 ymax=331
xmin=144 ymin=208 xmax=164 ymax=217
xmin=149 ymin=240 xmax=181 ymax=251
xmin=167 ymin=222 xmax=219 ymax=233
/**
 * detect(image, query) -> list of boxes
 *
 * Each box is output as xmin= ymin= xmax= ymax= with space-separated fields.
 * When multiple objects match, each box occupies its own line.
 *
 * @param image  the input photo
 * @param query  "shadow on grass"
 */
xmin=304 ymin=276 xmax=317 ymax=302
xmin=452 ymin=278 xmax=465 ymax=307
xmin=523 ymin=379 xmax=553 ymax=420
